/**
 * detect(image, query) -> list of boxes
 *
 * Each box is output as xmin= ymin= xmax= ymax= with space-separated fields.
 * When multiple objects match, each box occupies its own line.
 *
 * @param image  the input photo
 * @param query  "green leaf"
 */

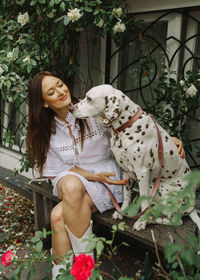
xmin=36 ymin=5 xmax=41 ymax=15
xmin=35 ymin=240 xmax=43 ymax=252
xmin=6 ymin=80 xmax=11 ymax=88
xmin=27 ymin=64 xmax=32 ymax=73
xmin=55 ymin=0 xmax=61 ymax=3
xmin=60 ymin=1 xmax=65 ymax=11
xmin=93 ymin=9 xmax=99 ymax=15
xmin=164 ymin=242 xmax=184 ymax=263
xmin=63 ymin=16 xmax=70 ymax=26
xmin=30 ymin=0 xmax=37 ymax=5
xmin=49 ymin=0 xmax=54 ymax=7
xmin=2 ymin=64 xmax=8 ymax=72
xmin=84 ymin=7 xmax=93 ymax=12
xmin=38 ymin=0 xmax=46 ymax=3
xmin=31 ymin=236 xmax=39 ymax=243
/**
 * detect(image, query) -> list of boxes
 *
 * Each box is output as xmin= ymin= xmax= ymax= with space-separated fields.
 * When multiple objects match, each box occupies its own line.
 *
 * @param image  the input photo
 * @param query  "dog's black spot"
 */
xmin=146 ymin=124 xmax=149 ymax=129
xmin=137 ymin=147 xmax=140 ymax=152
xmin=120 ymin=160 xmax=123 ymax=164
xmin=118 ymin=144 xmax=122 ymax=148
xmin=153 ymin=158 xmax=155 ymax=163
xmin=172 ymin=170 xmax=177 ymax=174
xmin=119 ymin=120 xmax=122 ymax=125
xmin=139 ymin=116 xmax=143 ymax=119
xmin=125 ymin=148 xmax=127 ymax=151
xmin=121 ymin=116 xmax=125 ymax=119
xmin=136 ymin=140 xmax=139 ymax=142
xmin=150 ymin=149 xmax=153 ymax=157
xmin=137 ymin=125 xmax=142 ymax=130
xmin=122 ymin=95 xmax=126 ymax=100
xmin=133 ymin=157 xmax=136 ymax=161
xmin=168 ymin=176 xmax=172 ymax=179
xmin=105 ymin=96 xmax=108 ymax=105
xmin=166 ymin=170 xmax=169 ymax=173
xmin=114 ymin=108 xmax=120 ymax=114
xmin=129 ymin=137 xmax=133 ymax=140
xmin=178 ymin=184 xmax=182 ymax=187
xmin=165 ymin=136 xmax=169 ymax=142
xmin=142 ymin=132 xmax=145 ymax=136
xmin=125 ymin=105 xmax=129 ymax=111
xmin=141 ymin=141 xmax=143 ymax=144
xmin=170 ymin=150 xmax=173 ymax=155
xmin=112 ymin=96 xmax=117 ymax=103
xmin=152 ymin=178 xmax=156 ymax=182
xmin=128 ymin=115 xmax=132 ymax=120
xmin=125 ymin=133 xmax=130 ymax=136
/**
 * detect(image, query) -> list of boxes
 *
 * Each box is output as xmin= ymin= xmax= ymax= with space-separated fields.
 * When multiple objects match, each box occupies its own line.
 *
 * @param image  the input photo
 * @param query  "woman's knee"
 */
xmin=58 ymin=175 xmax=85 ymax=202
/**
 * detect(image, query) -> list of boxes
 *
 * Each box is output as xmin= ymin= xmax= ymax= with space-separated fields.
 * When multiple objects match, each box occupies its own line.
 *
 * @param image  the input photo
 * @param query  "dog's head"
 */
xmin=73 ymin=85 xmax=122 ymax=125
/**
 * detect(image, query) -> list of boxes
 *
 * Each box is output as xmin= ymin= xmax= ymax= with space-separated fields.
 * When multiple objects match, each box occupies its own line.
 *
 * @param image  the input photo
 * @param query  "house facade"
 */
xmin=0 ymin=0 xmax=200 ymax=179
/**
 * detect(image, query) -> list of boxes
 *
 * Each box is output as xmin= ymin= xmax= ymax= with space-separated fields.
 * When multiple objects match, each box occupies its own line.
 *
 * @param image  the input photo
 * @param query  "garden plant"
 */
xmin=1 ymin=171 xmax=200 ymax=279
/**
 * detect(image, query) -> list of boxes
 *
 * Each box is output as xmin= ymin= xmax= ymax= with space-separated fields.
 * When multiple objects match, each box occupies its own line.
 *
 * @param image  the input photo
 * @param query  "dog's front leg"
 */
xmin=112 ymin=172 xmax=131 ymax=220
xmin=133 ymin=168 xmax=150 ymax=231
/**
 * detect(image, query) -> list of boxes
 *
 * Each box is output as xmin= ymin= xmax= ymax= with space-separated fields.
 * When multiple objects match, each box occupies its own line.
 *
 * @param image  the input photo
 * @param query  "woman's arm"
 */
xmin=172 ymin=137 xmax=186 ymax=158
xmin=70 ymin=166 xmax=129 ymax=185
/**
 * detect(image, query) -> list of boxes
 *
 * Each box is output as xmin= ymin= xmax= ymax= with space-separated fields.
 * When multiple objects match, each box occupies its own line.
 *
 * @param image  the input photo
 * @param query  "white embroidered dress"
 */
xmin=43 ymin=111 xmax=123 ymax=213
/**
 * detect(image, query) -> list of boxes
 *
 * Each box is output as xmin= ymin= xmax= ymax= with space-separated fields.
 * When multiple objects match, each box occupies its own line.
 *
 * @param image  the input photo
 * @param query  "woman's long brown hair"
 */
xmin=27 ymin=71 xmax=87 ymax=176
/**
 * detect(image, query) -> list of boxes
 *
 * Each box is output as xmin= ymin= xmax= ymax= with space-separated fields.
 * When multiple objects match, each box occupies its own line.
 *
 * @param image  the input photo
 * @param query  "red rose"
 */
xmin=0 ymin=187 xmax=3 ymax=190
xmin=1 ymin=251 xmax=14 ymax=266
xmin=70 ymin=254 xmax=95 ymax=280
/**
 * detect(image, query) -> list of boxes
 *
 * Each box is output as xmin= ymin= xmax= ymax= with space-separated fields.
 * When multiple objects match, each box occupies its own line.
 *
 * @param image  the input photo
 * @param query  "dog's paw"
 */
xmin=133 ymin=219 xmax=147 ymax=231
xmin=112 ymin=211 xmax=123 ymax=220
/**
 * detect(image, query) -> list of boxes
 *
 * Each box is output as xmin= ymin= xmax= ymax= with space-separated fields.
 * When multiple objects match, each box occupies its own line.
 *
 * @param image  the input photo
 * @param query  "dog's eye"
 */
xmin=87 ymin=96 xmax=93 ymax=103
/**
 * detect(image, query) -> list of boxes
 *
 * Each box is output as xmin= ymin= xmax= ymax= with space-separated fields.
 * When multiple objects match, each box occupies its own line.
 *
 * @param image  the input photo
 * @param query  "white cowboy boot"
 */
xmin=51 ymin=249 xmax=74 ymax=280
xmin=64 ymin=220 xmax=94 ymax=258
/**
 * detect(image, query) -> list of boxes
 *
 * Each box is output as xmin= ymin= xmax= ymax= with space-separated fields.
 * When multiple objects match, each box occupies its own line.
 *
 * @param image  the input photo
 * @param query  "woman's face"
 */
xmin=42 ymin=75 xmax=71 ymax=111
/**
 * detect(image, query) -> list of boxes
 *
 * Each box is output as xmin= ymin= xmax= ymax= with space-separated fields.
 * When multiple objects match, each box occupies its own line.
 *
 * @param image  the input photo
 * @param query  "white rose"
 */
xmin=23 ymin=56 xmax=30 ymax=63
xmin=67 ymin=8 xmax=82 ymax=23
xmin=112 ymin=7 xmax=122 ymax=18
xmin=95 ymin=18 xmax=104 ymax=28
xmin=186 ymin=84 xmax=198 ymax=97
xmin=21 ymin=135 xmax=26 ymax=141
xmin=8 ymin=96 xmax=13 ymax=103
xmin=0 ymin=65 xmax=4 ymax=75
xmin=113 ymin=20 xmax=126 ymax=33
xmin=7 ymin=52 xmax=14 ymax=60
xmin=17 ymin=12 xmax=29 ymax=26
xmin=179 ymin=80 xmax=185 ymax=86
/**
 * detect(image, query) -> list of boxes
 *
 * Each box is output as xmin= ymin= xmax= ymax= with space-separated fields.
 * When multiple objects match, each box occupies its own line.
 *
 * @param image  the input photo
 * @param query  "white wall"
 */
xmin=128 ymin=0 xmax=200 ymax=13
xmin=0 ymin=147 xmax=36 ymax=179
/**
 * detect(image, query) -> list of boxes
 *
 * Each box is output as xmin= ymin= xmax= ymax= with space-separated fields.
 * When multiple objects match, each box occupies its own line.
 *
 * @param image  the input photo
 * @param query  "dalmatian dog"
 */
xmin=73 ymin=84 xmax=200 ymax=231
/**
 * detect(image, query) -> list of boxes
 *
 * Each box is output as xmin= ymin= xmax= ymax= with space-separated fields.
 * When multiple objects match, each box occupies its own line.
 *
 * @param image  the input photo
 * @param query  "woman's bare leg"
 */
xmin=57 ymin=175 xmax=97 ymax=238
xmin=51 ymin=175 xmax=97 ymax=263
xmin=51 ymin=202 xmax=72 ymax=264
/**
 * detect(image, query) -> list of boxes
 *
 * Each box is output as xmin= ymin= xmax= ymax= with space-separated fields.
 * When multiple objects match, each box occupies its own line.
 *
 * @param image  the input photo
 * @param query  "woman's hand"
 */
xmin=96 ymin=172 xmax=129 ymax=185
xmin=172 ymin=137 xmax=186 ymax=159
xmin=70 ymin=166 xmax=129 ymax=185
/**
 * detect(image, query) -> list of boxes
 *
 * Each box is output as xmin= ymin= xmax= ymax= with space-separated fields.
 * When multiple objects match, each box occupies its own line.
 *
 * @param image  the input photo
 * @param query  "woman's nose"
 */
xmin=56 ymin=88 xmax=64 ymax=95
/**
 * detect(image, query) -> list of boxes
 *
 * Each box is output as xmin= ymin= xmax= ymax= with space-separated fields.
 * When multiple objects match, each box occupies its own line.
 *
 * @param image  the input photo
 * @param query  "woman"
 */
xmin=27 ymin=71 xmax=185 ymax=279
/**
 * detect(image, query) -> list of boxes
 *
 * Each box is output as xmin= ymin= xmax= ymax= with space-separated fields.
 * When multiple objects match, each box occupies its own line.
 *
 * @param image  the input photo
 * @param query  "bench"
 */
xmin=25 ymin=180 xmax=198 ymax=256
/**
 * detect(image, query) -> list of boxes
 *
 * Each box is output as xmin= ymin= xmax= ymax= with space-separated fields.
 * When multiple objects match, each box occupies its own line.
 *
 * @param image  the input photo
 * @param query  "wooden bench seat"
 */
xmin=25 ymin=180 xmax=198 ymax=254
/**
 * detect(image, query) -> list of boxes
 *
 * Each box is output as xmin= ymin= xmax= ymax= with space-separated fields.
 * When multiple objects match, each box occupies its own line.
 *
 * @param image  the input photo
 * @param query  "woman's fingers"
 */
xmin=106 ymin=178 xmax=129 ymax=185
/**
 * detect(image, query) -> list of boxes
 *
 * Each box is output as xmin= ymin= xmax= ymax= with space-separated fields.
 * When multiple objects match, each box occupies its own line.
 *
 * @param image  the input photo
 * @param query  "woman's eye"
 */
xmin=58 ymin=82 xmax=63 ymax=88
xmin=48 ymin=91 xmax=55 ymax=96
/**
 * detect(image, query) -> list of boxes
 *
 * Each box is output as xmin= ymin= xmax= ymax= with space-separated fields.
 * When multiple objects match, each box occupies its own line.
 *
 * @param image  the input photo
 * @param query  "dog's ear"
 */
xmin=102 ymin=95 xmax=121 ymax=125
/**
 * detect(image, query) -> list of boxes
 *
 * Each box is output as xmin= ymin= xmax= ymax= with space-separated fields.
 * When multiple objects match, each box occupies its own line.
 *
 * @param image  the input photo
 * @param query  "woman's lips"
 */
xmin=59 ymin=95 xmax=67 ymax=101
